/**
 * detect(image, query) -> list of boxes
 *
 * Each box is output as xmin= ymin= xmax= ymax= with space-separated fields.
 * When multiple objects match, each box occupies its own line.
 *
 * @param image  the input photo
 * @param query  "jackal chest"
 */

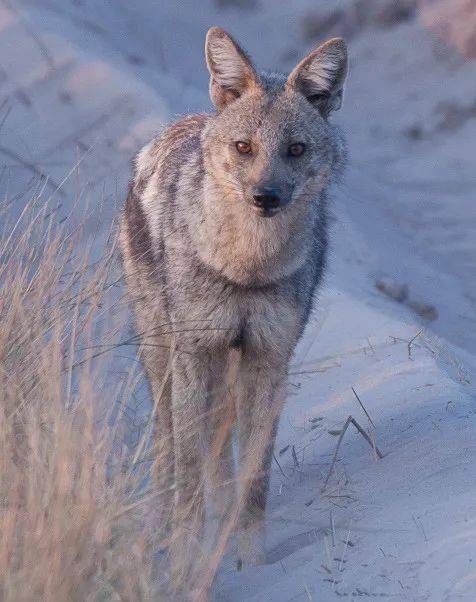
xmin=170 ymin=278 xmax=301 ymax=355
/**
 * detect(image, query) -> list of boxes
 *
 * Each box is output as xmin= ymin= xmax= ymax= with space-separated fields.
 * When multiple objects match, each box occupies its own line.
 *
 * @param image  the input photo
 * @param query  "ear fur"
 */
xmin=286 ymin=38 xmax=348 ymax=117
xmin=205 ymin=27 xmax=260 ymax=110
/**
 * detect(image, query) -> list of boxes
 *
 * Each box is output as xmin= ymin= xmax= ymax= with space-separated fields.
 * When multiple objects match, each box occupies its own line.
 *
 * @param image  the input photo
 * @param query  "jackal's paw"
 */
xmin=236 ymin=527 xmax=266 ymax=570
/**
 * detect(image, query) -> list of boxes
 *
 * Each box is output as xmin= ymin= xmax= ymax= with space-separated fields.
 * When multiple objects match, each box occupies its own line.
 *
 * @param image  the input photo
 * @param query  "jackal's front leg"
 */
xmin=205 ymin=353 xmax=236 ymax=544
xmin=236 ymin=351 xmax=287 ymax=568
xmin=169 ymin=350 xmax=216 ymax=594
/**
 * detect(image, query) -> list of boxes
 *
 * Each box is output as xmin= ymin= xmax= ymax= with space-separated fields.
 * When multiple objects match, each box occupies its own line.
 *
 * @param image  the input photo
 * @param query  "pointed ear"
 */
xmin=286 ymin=38 xmax=348 ymax=117
xmin=205 ymin=27 xmax=260 ymax=111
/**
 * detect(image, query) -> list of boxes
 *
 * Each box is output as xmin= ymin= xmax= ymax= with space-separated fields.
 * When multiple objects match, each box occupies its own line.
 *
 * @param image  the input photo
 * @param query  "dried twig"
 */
xmin=304 ymin=584 xmax=313 ymax=601
xmin=412 ymin=513 xmax=428 ymax=542
xmin=408 ymin=329 xmax=423 ymax=359
xmin=322 ymin=415 xmax=384 ymax=491
xmin=366 ymin=337 xmax=375 ymax=354
xmin=279 ymin=444 xmax=290 ymax=455
xmin=0 ymin=104 xmax=12 ymax=134
xmin=351 ymin=387 xmax=376 ymax=428
xmin=292 ymin=444 xmax=299 ymax=468
xmin=273 ymin=452 xmax=287 ymax=478
xmin=330 ymin=510 xmax=335 ymax=547
xmin=338 ymin=525 xmax=352 ymax=572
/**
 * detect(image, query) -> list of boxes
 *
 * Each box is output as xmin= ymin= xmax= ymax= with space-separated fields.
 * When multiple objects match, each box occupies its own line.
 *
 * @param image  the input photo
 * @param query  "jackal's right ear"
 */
xmin=206 ymin=27 xmax=260 ymax=111
xmin=287 ymin=38 xmax=348 ymax=117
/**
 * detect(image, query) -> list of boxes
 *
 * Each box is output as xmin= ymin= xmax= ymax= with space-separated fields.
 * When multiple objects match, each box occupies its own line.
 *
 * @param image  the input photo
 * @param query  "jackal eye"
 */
xmin=288 ymin=143 xmax=306 ymax=157
xmin=235 ymin=141 xmax=252 ymax=155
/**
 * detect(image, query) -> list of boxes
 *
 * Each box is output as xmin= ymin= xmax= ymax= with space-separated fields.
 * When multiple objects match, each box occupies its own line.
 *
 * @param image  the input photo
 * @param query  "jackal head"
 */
xmin=203 ymin=27 xmax=348 ymax=219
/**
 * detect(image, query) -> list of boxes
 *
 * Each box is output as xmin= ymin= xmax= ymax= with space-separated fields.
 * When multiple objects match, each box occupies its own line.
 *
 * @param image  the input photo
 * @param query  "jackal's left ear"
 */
xmin=287 ymin=38 xmax=348 ymax=117
xmin=206 ymin=27 xmax=260 ymax=111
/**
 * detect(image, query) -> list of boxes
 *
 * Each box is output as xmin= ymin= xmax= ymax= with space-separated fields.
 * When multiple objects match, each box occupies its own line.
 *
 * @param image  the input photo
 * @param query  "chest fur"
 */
xmin=191 ymin=198 xmax=311 ymax=287
xmin=166 ymin=265 xmax=301 ymax=355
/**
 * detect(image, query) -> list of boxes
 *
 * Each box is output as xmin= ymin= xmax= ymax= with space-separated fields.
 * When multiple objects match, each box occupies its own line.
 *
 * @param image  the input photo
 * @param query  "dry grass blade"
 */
xmin=351 ymin=387 xmax=376 ymax=428
xmin=322 ymin=415 xmax=384 ymax=491
xmin=273 ymin=452 xmax=287 ymax=478
xmin=408 ymin=328 xmax=423 ymax=359
xmin=0 ymin=197 xmax=160 ymax=600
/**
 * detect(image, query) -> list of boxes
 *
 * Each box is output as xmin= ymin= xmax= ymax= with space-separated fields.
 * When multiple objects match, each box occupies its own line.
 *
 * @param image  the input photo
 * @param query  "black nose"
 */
xmin=253 ymin=191 xmax=281 ymax=211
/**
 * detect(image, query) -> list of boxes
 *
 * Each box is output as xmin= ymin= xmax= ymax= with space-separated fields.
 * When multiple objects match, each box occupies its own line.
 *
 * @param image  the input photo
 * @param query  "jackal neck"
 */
xmin=188 ymin=172 xmax=315 ymax=287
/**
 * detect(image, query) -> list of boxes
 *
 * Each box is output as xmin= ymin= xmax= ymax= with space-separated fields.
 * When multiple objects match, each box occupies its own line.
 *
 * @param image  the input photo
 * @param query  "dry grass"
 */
xmin=0 ymin=198 xmax=158 ymax=601
xmin=0 ymin=191 xmax=280 ymax=601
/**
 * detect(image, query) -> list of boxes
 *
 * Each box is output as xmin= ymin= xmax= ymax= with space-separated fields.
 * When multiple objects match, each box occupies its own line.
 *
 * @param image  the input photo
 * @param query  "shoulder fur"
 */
xmin=134 ymin=114 xmax=209 ymax=189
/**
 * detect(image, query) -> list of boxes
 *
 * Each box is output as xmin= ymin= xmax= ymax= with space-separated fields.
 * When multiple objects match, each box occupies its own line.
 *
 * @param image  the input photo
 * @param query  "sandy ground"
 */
xmin=1 ymin=1 xmax=475 ymax=599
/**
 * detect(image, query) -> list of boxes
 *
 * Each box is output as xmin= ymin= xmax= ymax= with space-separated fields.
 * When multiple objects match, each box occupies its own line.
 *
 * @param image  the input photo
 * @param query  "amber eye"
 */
xmin=288 ymin=143 xmax=306 ymax=157
xmin=235 ymin=141 xmax=252 ymax=154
